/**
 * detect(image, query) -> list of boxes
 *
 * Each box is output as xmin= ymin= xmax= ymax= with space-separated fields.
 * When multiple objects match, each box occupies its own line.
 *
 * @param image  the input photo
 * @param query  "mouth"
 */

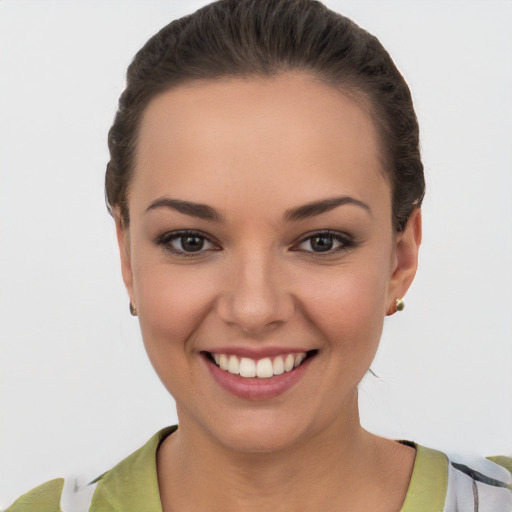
xmin=203 ymin=350 xmax=318 ymax=379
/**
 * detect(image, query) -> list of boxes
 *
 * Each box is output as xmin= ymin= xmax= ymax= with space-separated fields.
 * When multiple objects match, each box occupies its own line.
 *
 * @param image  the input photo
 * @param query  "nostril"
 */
xmin=215 ymin=275 xmax=295 ymax=334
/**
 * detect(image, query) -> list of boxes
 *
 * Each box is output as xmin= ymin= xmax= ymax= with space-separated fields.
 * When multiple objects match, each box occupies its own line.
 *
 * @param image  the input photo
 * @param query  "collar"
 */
xmin=90 ymin=426 xmax=176 ymax=512
xmin=89 ymin=427 xmax=448 ymax=512
xmin=400 ymin=443 xmax=448 ymax=512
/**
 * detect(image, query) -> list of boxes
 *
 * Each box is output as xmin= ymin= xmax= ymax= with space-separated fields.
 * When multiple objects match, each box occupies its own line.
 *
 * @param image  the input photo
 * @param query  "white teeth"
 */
xmin=294 ymin=353 xmax=306 ymax=367
xmin=211 ymin=352 xmax=309 ymax=378
xmin=227 ymin=355 xmax=239 ymax=374
xmin=256 ymin=358 xmax=273 ymax=379
xmin=219 ymin=354 xmax=228 ymax=370
xmin=273 ymin=356 xmax=285 ymax=375
xmin=284 ymin=354 xmax=295 ymax=372
xmin=239 ymin=357 xmax=256 ymax=378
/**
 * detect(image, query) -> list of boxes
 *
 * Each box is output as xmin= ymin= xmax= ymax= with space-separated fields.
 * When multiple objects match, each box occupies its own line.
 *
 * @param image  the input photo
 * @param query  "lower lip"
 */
xmin=203 ymin=355 xmax=314 ymax=400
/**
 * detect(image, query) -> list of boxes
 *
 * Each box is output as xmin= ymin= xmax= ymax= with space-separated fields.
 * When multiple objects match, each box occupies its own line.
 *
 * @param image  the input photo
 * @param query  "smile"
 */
xmin=205 ymin=351 xmax=316 ymax=379
xmin=203 ymin=350 xmax=317 ymax=400
xmin=212 ymin=352 xmax=307 ymax=378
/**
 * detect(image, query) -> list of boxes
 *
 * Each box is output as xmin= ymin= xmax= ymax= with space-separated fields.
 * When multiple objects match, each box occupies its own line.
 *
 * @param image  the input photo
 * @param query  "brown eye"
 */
xmin=156 ymin=230 xmax=218 ymax=256
xmin=294 ymin=231 xmax=354 ymax=254
xmin=179 ymin=235 xmax=205 ymax=252
xmin=309 ymin=235 xmax=334 ymax=252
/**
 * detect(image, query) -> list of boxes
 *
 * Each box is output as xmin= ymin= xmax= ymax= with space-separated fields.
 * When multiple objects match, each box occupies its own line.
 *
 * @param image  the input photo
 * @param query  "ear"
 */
xmin=386 ymin=209 xmax=422 ymax=315
xmin=115 ymin=215 xmax=135 ymax=307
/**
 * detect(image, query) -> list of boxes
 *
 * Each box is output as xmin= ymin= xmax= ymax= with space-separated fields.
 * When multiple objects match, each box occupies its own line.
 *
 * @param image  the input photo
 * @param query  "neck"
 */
xmin=157 ymin=397 xmax=415 ymax=512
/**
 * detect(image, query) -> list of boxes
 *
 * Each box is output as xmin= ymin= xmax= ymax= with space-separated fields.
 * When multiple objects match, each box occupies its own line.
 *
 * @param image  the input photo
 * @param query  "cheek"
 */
xmin=296 ymin=260 xmax=389 ymax=357
xmin=134 ymin=261 xmax=216 ymax=356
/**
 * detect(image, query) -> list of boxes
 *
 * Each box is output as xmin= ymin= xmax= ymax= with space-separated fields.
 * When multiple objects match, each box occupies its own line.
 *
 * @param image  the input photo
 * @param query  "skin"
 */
xmin=116 ymin=72 xmax=422 ymax=512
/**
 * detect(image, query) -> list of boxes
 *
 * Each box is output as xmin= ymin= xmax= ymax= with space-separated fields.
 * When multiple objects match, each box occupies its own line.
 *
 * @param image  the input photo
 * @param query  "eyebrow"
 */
xmin=145 ymin=195 xmax=371 ymax=223
xmin=284 ymin=196 xmax=371 ymax=222
xmin=145 ymin=197 xmax=223 ymax=222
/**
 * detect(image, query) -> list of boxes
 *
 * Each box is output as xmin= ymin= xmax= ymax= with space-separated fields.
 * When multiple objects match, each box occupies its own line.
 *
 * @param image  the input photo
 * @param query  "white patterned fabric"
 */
xmin=443 ymin=455 xmax=512 ymax=512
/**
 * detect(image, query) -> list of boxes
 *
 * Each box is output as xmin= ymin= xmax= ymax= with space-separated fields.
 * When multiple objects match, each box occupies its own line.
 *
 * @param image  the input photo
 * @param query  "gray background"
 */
xmin=1 ymin=0 xmax=511 ymax=505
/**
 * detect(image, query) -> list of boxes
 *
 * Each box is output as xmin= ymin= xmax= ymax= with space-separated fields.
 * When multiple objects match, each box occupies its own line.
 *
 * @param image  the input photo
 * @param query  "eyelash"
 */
xmin=154 ymin=230 xmax=220 ymax=257
xmin=154 ymin=229 xmax=355 ymax=257
xmin=291 ymin=230 xmax=356 ymax=255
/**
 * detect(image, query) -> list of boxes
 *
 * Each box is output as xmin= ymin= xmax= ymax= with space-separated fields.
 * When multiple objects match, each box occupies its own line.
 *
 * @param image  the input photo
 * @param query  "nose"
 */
xmin=216 ymin=250 xmax=295 ymax=335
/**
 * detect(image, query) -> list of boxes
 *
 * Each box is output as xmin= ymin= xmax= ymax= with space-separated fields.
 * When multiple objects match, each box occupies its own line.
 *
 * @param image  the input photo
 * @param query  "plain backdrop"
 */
xmin=1 ymin=0 xmax=511 ymax=506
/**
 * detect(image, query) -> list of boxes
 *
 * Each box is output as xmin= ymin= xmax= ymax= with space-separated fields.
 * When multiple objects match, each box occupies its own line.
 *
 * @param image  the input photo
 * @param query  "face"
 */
xmin=117 ymin=73 xmax=420 ymax=453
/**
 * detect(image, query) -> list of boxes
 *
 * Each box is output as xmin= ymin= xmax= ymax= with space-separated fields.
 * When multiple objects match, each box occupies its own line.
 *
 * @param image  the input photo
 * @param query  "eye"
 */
xmin=155 ymin=230 xmax=219 ymax=256
xmin=293 ymin=231 xmax=354 ymax=254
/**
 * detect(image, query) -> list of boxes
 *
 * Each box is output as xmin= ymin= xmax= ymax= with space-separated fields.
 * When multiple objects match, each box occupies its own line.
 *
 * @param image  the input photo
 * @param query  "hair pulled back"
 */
xmin=106 ymin=0 xmax=424 ymax=232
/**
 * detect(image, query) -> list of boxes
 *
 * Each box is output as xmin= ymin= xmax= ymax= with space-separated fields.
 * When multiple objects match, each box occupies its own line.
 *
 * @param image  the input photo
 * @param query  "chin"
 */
xmin=212 ymin=423 xmax=306 ymax=454
xmin=193 ymin=405 xmax=329 ymax=455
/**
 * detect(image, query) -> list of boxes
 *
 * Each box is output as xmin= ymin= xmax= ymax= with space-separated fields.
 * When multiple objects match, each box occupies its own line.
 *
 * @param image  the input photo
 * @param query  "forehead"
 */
xmin=133 ymin=73 xmax=390 ymax=215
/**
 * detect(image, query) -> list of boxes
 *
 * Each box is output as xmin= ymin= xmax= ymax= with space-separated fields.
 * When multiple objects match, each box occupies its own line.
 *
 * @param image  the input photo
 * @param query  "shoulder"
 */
xmin=445 ymin=451 xmax=512 ymax=512
xmin=2 ymin=478 xmax=97 ymax=512
xmin=401 ymin=443 xmax=512 ymax=512
xmin=89 ymin=426 xmax=175 ymax=511
xmin=2 ymin=426 xmax=176 ymax=512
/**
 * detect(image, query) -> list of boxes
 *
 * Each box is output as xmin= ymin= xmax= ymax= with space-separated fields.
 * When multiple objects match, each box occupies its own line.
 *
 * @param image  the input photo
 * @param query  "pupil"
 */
xmin=181 ymin=236 xmax=204 ymax=252
xmin=311 ymin=236 xmax=333 ymax=252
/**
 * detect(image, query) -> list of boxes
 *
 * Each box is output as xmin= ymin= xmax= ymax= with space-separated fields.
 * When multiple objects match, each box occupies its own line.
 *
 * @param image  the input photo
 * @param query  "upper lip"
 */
xmin=201 ymin=346 xmax=315 ymax=359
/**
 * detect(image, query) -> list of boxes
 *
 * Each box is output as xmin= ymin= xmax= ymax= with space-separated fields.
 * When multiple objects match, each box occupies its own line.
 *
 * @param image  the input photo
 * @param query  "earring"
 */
xmin=129 ymin=302 xmax=137 ymax=316
xmin=395 ymin=298 xmax=405 ymax=312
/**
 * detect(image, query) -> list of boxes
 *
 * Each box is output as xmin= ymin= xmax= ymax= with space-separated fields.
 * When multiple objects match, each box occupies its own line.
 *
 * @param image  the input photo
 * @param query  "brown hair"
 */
xmin=105 ymin=0 xmax=424 ymax=232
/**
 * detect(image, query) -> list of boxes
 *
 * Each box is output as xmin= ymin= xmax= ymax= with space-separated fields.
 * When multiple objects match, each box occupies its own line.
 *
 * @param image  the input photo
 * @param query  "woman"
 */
xmin=2 ymin=1 xmax=511 ymax=511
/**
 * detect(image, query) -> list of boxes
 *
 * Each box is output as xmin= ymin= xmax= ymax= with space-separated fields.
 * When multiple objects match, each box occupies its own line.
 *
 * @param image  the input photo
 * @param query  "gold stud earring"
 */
xmin=395 ymin=298 xmax=405 ymax=312
xmin=129 ymin=302 xmax=137 ymax=316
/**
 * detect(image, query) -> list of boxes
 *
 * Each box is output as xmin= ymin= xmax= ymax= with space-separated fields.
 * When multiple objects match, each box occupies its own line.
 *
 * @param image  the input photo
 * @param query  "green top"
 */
xmin=3 ymin=427 xmax=510 ymax=512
